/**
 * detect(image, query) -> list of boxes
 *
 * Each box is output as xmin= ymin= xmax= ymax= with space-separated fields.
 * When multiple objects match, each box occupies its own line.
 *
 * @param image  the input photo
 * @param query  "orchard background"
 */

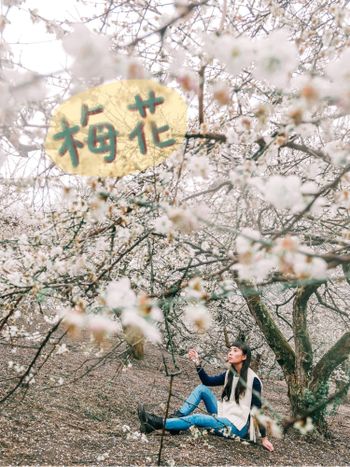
xmin=0 ymin=0 xmax=349 ymax=465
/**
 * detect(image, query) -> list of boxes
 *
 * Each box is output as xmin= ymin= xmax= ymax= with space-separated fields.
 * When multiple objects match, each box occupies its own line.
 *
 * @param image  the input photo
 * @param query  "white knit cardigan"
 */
xmin=217 ymin=367 xmax=262 ymax=442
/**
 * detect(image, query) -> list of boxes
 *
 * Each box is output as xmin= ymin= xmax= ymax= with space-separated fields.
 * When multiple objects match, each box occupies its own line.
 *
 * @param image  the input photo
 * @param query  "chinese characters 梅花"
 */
xmin=53 ymin=90 xmax=176 ymax=168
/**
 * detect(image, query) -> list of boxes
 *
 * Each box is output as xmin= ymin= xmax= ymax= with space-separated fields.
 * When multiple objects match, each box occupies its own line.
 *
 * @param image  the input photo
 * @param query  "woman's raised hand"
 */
xmin=188 ymin=348 xmax=201 ymax=366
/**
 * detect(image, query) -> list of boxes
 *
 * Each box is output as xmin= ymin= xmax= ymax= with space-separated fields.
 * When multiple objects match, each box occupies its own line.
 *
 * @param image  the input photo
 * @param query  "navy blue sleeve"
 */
xmin=251 ymin=377 xmax=262 ymax=408
xmin=251 ymin=377 xmax=267 ymax=438
xmin=195 ymin=366 xmax=226 ymax=386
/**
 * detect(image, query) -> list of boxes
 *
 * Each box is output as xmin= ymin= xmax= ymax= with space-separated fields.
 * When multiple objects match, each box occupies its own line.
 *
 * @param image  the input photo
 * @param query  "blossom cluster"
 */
xmin=234 ymin=228 xmax=328 ymax=283
xmin=182 ymin=277 xmax=212 ymax=333
xmin=104 ymin=277 xmax=163 ymax=343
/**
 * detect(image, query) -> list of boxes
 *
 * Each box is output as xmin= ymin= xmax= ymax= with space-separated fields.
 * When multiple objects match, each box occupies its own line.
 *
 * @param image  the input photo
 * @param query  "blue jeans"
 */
xmin=164 ymin=384 xmax=249 ymax=438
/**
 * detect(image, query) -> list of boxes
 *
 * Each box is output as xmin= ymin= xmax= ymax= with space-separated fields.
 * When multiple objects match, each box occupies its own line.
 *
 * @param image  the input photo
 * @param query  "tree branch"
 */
xmin=310 ymin=332 xmax=350 ymax=393
xmin=293 ymin=283 xmax=324 ymax=382
xmin=233 ymin=272 xmax=296 ymax=375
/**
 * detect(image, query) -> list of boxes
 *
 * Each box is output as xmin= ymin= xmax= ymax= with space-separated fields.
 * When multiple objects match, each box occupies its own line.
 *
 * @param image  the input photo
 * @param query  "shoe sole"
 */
xmin=138 ymin=404 xmax=155 ymax=434
xmin=138 ymin=404 xmax=149 ymax=433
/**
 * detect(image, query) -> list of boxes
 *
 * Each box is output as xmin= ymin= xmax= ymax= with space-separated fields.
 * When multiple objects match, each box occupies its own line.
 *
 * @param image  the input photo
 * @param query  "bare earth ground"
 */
xmin=0 ymin=340 xmax=349 ymax=466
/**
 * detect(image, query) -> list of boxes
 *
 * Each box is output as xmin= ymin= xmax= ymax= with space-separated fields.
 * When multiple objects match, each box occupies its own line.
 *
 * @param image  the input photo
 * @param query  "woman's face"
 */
xmin=227 ymin=346 xmax=247 ymax=365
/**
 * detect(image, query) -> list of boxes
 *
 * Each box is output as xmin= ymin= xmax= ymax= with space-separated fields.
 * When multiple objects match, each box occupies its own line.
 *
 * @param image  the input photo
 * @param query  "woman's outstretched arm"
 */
xmin=251 ymin=378 xmax=267 ymax=437
xmin=196 ymin=365 xmax=226 ymax=386
xmin=251 ymin=377 xmax=274 ymax=452
xmin=188 ymin=348 xmax=226 ymax=386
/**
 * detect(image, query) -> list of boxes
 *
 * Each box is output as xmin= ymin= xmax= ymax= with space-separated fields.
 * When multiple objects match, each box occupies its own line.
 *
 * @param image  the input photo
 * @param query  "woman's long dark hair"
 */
xmin=221 ymin=340 xmax=252 ymax=404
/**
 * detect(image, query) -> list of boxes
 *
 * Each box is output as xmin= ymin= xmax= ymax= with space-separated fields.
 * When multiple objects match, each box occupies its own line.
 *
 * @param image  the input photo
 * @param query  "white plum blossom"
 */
xmin=95 ymin=238 xmax=109 ymax=251
xmin=252 ymin=29 xmax=299 ymax=88
xmin=166 ymin=206 xmax=200 ymax=233
xmin=234 ymin=229 xmax=278 ymax=282
xmin=51 ymin=246 xmax=63 ymax=257
xmin=234 ymin=257 xmax=277 ymax=283
xmin=226 ymin=127 xmax=238 ymax=145
xmin=0 ymin=151 xmax=7 ymax=169
xmin=59 ymin=307 xmax=86 ymax=336
xmin=212 ymin=81 xmax=231 ymax=106
xmin=126 ymin=431 xmax=149 ymax=442
xmin=121 ymin=308 xmax=161 ymax=343
xmin=324 ymin=140 xmax=350 ymax=167
xmin=136 ymin=291 xmax=163 ymax=321
xmin=294 ymin=123 xmax=315 ymax=139
xmin=251 ymin=407 xmax=283 ymax=439
xmin=175 ymin=68 xmax=199 ymax=93
xmin=88 ymin=196 xmax=109 ymax=222
xmin=274 ymin=236 xmax=300 ymax=254
xmin=5 ymin=70 xmax=46 ymax=103
xmin=97 ymin=452 xmax=109 ymax=462
xmin=24 ymin=372 xmax=35 ymax=385
xmin=263 ymin=175 xmax=305 ymax=212
xmin=13 ymin=309 xmax=21 ymax=319
xmin=192 ymin=202 xmax=211 ymax=223
xmin=236 ymin=228 xmax=262 ymax=254
xmin=183 ymin=276 xmax=208 ymax=301
xmin=104 ymin=277 xmax=137 ymax=309
xmin=53 ymin=259 xmax=67 ymax=275
xmin=183 ymin=303 xmax=212 ymax=333
xmin=117 ymin=55 xmax=149 ymax=80
xmin=158 ymin=170 xmax=172 ymax=185
xmin=273 ymin=237 xmax=328 ymax=279
xmin=62 ymin=23 xmax=118 ymax=80
xmin=148 ymin=305 xmax=163 ymax=322
xmin=293 ymin=417 xmax=314 ymax=434
xmin=153 ymin=215 xmax=173 ymax=235
xmin=117 ymin=228 xmax=131 ymax=243
xmin=335 ymin=189 xmax=350 ymax=210
xmin=289 ymin=74 xmax=332 ymax=105
xmin=250 ymin=407 xmax=283 ymax=439
xmin=229 ymin=163 xmax=256 ymax=188
xmin=168 ymin=49 xmax=199 ymax=93
xmin=326 ymin=48 xmax=350 ymax=107
xmin=233 ymin=229 xmax=329 ymax=282
xmin=301 ymin=181 xmax=318 ymax=196
xmin=86 ymin=314 xmax=121 ymax=342
xmin=68 ymin=256 xmax=89 ymax=275
xmin=59 ymin=307 xmax=121 ymax=342
xmin=203 ymin=34 xmax=253 ymax=75
xmin=187 ymin=155 xmax=211 ymax=178
xmin=2 ymin=0 xmax=25 ymax=5
xmin=56 ymin=343 xmax=69 ymax=355
xmin=7 ymin=272 xmax=25 ymax=287
xmin=104 ymin=279 xmax=163 ymax=343
xmin=292 ymin=253 xmax=328 ymax=280
xmin=43 ymin=314 xmax=60 ymax=325
xmin=3 ymin=325 xmax=18 ymax=339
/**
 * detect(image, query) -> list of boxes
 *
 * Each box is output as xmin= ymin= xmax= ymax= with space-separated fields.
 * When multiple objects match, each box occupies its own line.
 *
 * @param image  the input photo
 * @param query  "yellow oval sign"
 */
xmin=45 ymin=80 xmax=188 ymax=177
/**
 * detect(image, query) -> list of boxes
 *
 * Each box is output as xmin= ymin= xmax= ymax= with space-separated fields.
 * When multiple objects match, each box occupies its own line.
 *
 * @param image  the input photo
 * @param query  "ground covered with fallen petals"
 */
xmin=0 ymin=342 xmax=349 ymax=466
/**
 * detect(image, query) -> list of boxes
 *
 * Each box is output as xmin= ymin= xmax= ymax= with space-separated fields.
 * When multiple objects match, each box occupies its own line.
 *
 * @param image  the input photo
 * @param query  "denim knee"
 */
xmin=195 ymin=384 xmax=207 ymax=392
xmin=189 ymin=413 xmax=203 ymax=424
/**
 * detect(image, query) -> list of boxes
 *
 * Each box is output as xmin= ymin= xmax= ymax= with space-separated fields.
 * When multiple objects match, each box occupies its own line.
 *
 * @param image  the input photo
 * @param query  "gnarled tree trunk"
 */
xmin=233 ymin=271 xmax=350 ymax=433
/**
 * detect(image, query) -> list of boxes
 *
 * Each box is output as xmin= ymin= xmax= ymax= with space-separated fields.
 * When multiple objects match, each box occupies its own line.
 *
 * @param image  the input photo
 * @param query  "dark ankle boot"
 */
xmin=168 ymin=410 xmax=185 ymax=418
xmin=138 ymin=404 xmax=164 ymax=434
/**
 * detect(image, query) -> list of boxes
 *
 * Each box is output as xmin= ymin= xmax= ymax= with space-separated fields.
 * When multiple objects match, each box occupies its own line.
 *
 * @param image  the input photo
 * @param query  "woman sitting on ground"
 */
xmin=138 ymin=341 xmax=274 ymax=452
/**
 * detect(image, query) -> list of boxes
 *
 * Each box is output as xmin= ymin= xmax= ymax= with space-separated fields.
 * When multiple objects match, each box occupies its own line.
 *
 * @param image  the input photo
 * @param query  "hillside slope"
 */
xmin=0 ymin=342 xmax=349 ymax=466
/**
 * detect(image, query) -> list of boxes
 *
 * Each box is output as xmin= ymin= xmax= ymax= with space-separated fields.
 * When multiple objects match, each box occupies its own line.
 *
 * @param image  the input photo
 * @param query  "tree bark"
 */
xmin=233 ymin=273 xmax=349 ymax=431
xmin=292 ymin=283 xmax=323 ymax=386
xmin=233 ymin=272 xmax=296 ymax=375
